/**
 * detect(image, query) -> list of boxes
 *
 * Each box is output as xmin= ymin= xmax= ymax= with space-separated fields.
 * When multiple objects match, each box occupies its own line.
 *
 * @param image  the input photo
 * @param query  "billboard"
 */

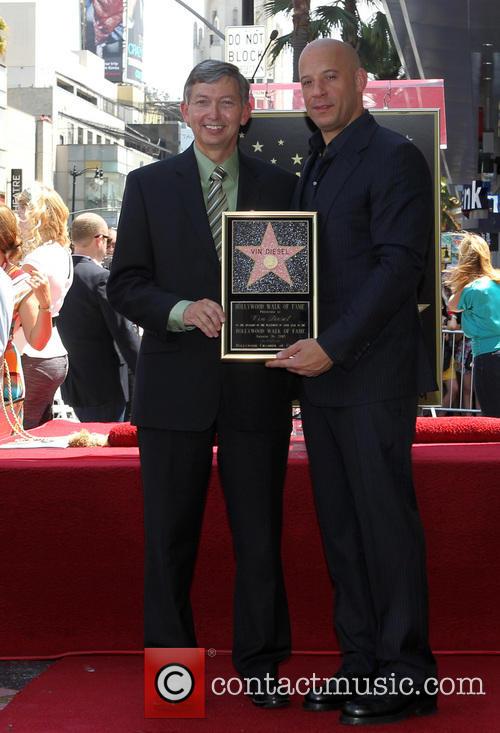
xmin=83 ymin=0 xmax=125 ymax=83
xmin=83 ymin=1 xmax=144 ymax=84
xmin=125 ymin=0 xmax=144 ymax=84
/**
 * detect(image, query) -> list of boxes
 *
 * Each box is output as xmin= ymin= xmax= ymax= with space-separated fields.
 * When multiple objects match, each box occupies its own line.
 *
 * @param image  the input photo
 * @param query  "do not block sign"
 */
xmin=225 ymin=25 xmax=266 ymax=79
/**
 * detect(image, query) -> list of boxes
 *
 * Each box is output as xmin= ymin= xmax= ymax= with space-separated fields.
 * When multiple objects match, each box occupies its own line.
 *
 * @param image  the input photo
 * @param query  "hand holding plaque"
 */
xmin=221 ymin=212 xmax=318 ymax=360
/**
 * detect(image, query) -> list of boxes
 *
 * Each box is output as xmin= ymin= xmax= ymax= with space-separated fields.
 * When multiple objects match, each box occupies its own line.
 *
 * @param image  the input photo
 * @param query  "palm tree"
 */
xmin=358 ymin=11 xmax=402 ymax=79
xmin=264 ymin=0 xmax=401 ymax=81
xmin=291 ymin=0 xmax=311 ymax=83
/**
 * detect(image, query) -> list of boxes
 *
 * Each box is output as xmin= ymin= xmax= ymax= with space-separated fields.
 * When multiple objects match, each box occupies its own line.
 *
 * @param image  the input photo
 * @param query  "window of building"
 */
xmin=233 ymin=8 xmax=238 ymax=24
xmin=87 ymin=131 xmax=93 ymax=144
xmin=96 ymin=135 xmax=102 ymax=144
xmin=78 ymin=127 xmax=84 ymax=144
xmin=77 ymin=89 xmax=98 ymax=106
xmin=103 ymin=99 xmax=116 ymax=116
xmin=57 ymin=78 xmax=74 ymax=94
xmin=210 ymin=12 xmax=220 ymax=46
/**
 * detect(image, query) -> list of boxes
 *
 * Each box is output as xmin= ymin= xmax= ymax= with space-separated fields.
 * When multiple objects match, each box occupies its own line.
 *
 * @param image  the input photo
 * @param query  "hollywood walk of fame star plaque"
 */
xmin=221 ymin=212 xmax=318 ymax=361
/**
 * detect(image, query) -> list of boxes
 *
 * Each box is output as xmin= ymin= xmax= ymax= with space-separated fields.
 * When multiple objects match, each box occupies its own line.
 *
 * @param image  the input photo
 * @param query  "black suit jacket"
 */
xmin=107 ymin=145 xmax=297 ymax=431
xmin=58 ymin=255 xmax=140 ymax=408
xmin=295 ymin=113 xmax=436 ymax=407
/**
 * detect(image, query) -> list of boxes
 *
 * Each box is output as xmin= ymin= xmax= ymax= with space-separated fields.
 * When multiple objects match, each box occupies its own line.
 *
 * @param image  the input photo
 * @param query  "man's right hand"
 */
xmin=183 ymin=299 xmax=225 ymax=338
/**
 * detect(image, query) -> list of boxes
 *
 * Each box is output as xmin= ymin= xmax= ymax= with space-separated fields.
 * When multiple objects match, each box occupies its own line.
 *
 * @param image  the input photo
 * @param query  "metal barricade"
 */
xmin=438 ymin=328 xmax=480 ymax=414
xmin=51 ymin=387 xmax=79 ymax=421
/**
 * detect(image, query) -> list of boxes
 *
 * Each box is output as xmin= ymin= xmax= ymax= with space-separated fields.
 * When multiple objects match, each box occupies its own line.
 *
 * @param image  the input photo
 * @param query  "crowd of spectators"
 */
xmin=0 ymin=188 xmax=138 ymax=437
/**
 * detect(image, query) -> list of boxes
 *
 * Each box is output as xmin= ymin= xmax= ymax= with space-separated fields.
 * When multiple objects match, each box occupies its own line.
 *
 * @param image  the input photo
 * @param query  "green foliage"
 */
xmin=264 ymin=0 xmax=402 ymax=81
xmin=359 ymin=12 xmax=402 ymax=79
xmin=0 ymin=16 xmax=7 ymax=57
xmin=440 ymin=178 xmax=462 ymax=232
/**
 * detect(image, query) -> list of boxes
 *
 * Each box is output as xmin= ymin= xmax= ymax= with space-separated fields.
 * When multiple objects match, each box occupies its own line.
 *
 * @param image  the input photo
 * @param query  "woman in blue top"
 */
xmin=448 ymin=234 xmax=500 ymax=417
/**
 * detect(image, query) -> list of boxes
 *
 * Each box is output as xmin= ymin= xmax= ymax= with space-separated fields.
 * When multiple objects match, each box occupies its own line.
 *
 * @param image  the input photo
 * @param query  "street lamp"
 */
xmin=70 ymin=165 xmax=103 ymax=220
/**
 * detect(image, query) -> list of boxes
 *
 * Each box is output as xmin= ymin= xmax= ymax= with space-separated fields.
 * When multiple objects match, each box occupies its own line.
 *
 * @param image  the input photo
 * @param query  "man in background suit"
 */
xmin=107 ymin=61 xmax=296 ymax=707
xmin=269 ymin=40 xmax=437 ymax=725
xmin=58 ymin=213 xmax=140 ymax=422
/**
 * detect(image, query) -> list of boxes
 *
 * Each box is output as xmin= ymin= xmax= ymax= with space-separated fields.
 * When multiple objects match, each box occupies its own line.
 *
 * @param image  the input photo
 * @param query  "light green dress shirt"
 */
xmin=167 ymin=144 xmax=239 ymax=331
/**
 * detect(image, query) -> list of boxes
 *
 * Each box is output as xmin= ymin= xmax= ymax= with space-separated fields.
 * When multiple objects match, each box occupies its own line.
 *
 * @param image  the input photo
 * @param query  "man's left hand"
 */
xmin=265 ymin=339 xmax=333 ymax=377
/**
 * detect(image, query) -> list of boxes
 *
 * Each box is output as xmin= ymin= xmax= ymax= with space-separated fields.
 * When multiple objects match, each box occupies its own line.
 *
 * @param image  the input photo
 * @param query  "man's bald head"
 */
xmin=71 ymin=213 xmax=110 ymax=263
xmin=71 ymin=213 xmax=109 ymax=245
xmin=299 ymin=38 xmax=361 ymax=74
xmin=298 ymin=38 xmax=367 ymax=144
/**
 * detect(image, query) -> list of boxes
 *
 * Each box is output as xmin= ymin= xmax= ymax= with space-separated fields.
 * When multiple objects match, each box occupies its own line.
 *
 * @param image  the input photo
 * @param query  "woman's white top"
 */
xmin=14 ymin=241 xmax=74 ymax=358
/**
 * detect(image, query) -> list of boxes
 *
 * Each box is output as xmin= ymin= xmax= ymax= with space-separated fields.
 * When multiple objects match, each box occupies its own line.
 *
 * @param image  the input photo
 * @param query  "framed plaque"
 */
xmin=221 ymin=211 xmax=318 ymax=361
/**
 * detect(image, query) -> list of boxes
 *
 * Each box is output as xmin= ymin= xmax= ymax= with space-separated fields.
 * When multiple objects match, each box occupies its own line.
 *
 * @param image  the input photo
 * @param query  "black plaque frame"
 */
xmin=221 ymin=211 xmax=318 ymax=360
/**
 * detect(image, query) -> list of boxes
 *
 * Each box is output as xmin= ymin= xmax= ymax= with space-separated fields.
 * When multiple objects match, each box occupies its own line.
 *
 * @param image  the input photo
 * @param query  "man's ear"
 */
xmin=355 ymin=67 xmax=368 ymax=93
xmin=180 ymin=101 xmax=190 ymax=125
xmin=240 ymin=102 xmax=252 ymax=127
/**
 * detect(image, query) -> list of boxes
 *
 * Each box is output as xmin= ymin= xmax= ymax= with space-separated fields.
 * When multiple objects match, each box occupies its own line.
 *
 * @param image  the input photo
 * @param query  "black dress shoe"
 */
xmin=249 ymin=689 xmax=290 ymax=709
xmin=246 ymin=676 xmax=290 ymax=709
xmin=340 ymin=690 xmax=437 ymax=725
xmin=303 ymin=671 xmax=372 ymax=712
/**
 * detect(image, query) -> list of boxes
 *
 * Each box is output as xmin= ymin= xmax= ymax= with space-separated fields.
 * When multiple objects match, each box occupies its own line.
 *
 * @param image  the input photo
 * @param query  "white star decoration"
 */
xmin=252 ymin=141 xmax=264 ymax=152
xmin=270 ymin=158 xmax=277 ymax=164
xmin=278 ymin=139 xmax=285 ymax=146
xmin=239 ymin=132 xmax=245 ymax=139
xmin=292 ymin=153 xmax=303 ymax=165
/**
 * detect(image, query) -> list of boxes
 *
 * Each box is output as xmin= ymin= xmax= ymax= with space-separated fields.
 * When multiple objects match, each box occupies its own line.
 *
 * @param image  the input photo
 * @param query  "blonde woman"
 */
xmin=0 ymin=205 xmax=52 ymax=433
xmin=14 ymin=185 xmax=73 ymax=428
xmin=447 ymin=233 xmax=500 ymax=416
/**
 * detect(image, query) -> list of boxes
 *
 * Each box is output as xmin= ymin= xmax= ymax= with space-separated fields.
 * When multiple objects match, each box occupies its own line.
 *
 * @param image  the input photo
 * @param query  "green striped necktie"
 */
xmin=207 ymin=165 xmax=227 ymax=260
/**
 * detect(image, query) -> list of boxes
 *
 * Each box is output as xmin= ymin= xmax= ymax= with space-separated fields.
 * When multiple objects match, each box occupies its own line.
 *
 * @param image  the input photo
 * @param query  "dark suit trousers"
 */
xmin=300 ymin=393 xmax=436 ymax=684
xmin=138 ymin=418 xmax=291 ymax=680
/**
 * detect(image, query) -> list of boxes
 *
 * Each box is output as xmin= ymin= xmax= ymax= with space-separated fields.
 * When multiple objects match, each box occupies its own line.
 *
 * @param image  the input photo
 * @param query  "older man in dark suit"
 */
xmin=107 ymin=61 xmax=296 ymax=707
xmin=58 ymin=213 xmax=139 ymax=422
xmin=269 ymin=39 xmax=437 ymax=725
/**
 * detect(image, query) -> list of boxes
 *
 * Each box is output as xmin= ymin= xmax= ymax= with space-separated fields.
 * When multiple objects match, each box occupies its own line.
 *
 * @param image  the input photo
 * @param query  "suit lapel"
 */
xmin=174 ymin=145 xmax=220 ymax=269
xmin=313 ymin=149 xmax=362 ymax=227
xmin=237 ymin=151 xmax=261 ymax=210
xmin=305 ymin=113 xmax=378 ymax=227
xmin=293 ymin=153 xmax=315 ymax=209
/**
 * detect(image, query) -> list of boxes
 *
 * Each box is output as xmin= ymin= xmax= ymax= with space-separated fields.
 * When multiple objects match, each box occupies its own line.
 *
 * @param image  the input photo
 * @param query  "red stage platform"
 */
xmin=1 ymin=420 xmax=499 ymax=658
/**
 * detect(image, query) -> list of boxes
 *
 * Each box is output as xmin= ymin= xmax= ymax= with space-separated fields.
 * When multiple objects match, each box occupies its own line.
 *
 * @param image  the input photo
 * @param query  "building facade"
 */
xmin=0 ymin=0 xmax=154 ymax=223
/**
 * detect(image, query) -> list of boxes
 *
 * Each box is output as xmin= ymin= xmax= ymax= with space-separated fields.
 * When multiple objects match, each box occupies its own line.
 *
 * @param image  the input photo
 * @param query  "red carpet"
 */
xmin=1 ymin=421 xmax=500 ymax=656
xmin=108 ymin=416 xmax=500 ymax=446
xmin=0 ymin=653 xmax=497 ymax=732
xmin=414 ymin=416 xmax=500 ymax=442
